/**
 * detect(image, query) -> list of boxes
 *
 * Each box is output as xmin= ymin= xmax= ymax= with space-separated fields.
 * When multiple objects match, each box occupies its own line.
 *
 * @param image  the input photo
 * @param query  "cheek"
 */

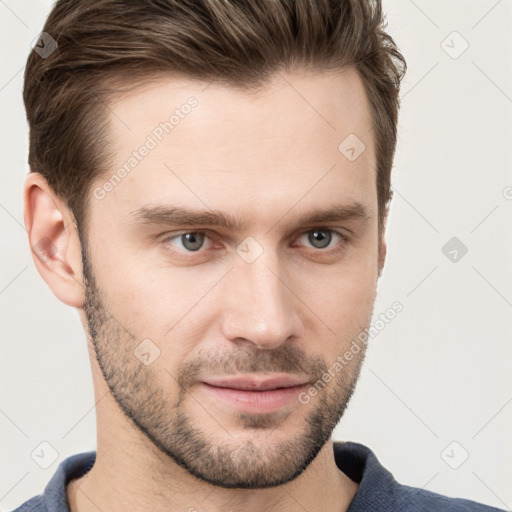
xmin=297 ymin=250 xmax=378 ymax=330
xmin=301 ymin=278 xmax=375 ymax=346
xmin=96 ymin=252 xmax=225 ymax=357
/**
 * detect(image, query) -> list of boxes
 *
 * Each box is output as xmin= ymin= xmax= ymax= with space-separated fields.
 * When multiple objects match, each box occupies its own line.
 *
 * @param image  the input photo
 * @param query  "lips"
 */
xmin=201 ymin=374 xmax=310 ymax=391
xmin=198 ymin=374 xmax=311 ymax=414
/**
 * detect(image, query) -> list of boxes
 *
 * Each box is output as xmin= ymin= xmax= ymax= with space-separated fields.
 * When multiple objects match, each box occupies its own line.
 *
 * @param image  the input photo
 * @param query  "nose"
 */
xmin=220 ymin=254 xmax=301 ymax=350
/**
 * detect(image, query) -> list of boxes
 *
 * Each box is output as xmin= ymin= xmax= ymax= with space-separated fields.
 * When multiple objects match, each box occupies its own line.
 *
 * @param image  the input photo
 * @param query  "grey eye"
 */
xmin=306 ymin=230 xmax=333 ymax=249
xmin=179 ymin=232 xmax=205 ymax=251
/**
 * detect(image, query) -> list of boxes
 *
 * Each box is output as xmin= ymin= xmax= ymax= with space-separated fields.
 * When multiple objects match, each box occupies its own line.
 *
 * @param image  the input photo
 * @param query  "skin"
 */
xmin=24 ymin=66 xmax=387 ymax=512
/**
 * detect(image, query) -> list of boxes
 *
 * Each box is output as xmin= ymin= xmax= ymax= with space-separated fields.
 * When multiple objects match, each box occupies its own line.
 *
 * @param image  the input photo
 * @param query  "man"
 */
xmin=16 ymin=0 xmax=504 ymax=510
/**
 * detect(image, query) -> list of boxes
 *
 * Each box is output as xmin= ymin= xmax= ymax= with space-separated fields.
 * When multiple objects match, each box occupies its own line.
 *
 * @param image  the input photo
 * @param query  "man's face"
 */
xmin=81 ymin=68 xmax=382 ymax=488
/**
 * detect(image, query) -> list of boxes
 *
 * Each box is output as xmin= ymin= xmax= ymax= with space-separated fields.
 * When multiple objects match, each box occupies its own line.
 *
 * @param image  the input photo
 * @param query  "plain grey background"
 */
xmin=1 ymin=1 xmax=511 ymax=510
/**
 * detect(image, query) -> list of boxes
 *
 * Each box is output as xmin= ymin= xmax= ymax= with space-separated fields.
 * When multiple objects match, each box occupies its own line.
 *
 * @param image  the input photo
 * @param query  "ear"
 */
xmin=23 ymin=172 xmax=85 ymax=308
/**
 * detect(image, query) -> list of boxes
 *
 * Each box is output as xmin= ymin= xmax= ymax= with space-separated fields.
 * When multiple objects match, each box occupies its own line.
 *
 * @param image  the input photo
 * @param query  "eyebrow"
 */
xmin=129 ymin=202 xmax=370 ymax=232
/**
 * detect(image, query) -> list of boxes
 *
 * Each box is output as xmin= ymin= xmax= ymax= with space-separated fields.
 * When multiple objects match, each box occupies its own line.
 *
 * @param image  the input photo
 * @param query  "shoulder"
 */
xmin=11 ymin=495 xmax=46 ymax=511
xmin=333 ymin=441 xmax=505 ymax=512
xmin=10 ymin=451 xmax=96 ymax=512
xmin=10 ymin=495 xmax=45 ymax=511
xmin=391 ymin=482 xmax=504 ymax=511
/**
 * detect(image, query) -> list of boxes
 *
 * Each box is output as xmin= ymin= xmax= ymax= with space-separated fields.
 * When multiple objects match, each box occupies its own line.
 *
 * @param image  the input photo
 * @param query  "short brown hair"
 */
xmin=23 ymin=0 xmax=406 ymax=241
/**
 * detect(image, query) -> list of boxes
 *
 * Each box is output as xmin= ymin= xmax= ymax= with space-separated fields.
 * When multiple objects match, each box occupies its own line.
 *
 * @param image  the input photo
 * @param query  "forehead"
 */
xmin=92 ymin=68 xmax=377 ymax=228
xmin=106 ymin=67 xmax=373 ymax=145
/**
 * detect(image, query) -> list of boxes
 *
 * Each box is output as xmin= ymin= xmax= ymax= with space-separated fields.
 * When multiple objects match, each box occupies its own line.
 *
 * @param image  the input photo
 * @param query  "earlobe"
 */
xmin=24 ymin=172 xmax=85 ymax=308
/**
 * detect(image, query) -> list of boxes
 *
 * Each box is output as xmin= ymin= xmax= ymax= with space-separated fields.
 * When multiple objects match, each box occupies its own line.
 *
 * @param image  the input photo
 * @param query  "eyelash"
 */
xmin=160 ymin=228 xmax=349 ymax=256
